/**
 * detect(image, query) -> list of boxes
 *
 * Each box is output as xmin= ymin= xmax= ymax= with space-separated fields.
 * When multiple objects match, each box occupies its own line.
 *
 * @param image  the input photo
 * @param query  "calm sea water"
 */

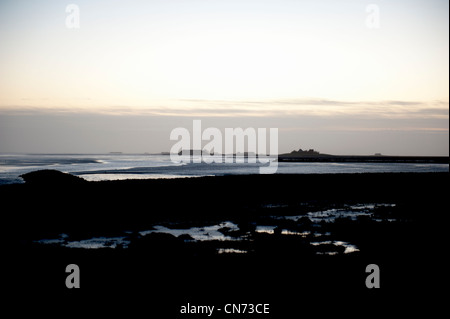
xmin=0 ymin=153 xmax=448 ymax=185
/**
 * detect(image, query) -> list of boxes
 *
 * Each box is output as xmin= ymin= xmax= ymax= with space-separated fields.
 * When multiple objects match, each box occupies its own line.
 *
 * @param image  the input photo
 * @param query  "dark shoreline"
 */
xmin=3 ymin=171 xmax=448 ymax=314
xmin=3 ymin=171 xmax=447 ymax=235
xmin=278 ymin=155 xmax=449 ymax=163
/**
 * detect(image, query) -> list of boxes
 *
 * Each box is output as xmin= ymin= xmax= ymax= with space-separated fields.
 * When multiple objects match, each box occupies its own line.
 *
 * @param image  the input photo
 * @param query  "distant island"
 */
xmin=278 ymin=147 xmax=449 ymax=164
xmin=156 ymin=147 xmax=448 ymax=164
xmin=279 ymin=148 xmax=333 ymax=157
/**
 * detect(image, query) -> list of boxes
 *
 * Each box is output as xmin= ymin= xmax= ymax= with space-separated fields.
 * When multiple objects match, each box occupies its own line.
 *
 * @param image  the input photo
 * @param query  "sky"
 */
xmin=0 ymin=0 xmax=448 ymax=155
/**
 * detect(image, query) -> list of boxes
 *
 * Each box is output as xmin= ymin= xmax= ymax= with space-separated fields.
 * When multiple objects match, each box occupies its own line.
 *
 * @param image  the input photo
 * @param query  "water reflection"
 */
xmin=311 ymin=241 xmax=360 ymax=255
xmin=33 ymin=203 xmax=396 ymax=253
xmin=218 ymin=248 xmax=247 ymax=254
xmin=139 ymin=222 xmax=240 ymax=241
xmin=279 ymin=203 xmax=397 ymax=223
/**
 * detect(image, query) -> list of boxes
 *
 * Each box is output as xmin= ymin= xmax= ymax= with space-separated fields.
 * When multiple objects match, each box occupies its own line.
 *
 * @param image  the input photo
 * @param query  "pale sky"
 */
xmin=0 ymin=0 xmax=448 ymax=155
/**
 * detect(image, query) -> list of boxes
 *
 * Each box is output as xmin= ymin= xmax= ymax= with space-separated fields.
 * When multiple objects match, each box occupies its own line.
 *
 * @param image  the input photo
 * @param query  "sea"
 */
xmin=0 ymin=153 xmax=448 ymax=185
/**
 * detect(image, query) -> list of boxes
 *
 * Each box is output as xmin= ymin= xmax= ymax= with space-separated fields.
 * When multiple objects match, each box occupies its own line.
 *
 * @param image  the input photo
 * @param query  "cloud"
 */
xmin=0 ymin=98 xmax=448 ymax=120
xmin=1 ymin=100 xmax=448 ymax=155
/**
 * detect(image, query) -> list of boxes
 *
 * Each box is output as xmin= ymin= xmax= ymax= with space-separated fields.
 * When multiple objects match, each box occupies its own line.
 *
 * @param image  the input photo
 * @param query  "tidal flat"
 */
xmin=3 ymin=170 xmax=447 ymax=315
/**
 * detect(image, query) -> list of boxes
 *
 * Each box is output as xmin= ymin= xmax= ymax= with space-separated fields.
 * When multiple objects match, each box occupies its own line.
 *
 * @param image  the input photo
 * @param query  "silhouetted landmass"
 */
xmin=3 ymin=170 xmax=448 ymax=315
xmin=279 ymin=148 xmax=332 ymax=157
xmin=20 ymin=169 xmax=87 ymax=185
xmin=278 ymin=153 xmax=449 ymax=163
xmin=3 ymin=170 xmax=445 ymax=235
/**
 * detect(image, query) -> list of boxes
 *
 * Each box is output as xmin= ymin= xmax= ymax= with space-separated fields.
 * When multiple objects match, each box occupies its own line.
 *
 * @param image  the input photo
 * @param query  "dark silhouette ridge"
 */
xmin=278 ymin=154 xmax=449 ymax=163
xmin=278 ymin=148 xmax=449 ymax=163
xmin=20 ymin=169 xmax=87 ymax=185
xmin=281 ymin=148 xmax=330 ymax=157
xmin=3 ymin=171 xmax=447 ymax=238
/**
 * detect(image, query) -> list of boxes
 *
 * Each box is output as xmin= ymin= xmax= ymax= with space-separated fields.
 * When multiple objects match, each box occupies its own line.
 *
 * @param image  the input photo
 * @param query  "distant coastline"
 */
xmin=277 ymin=148 xmax=449 ymax=163
xmin=165 ymin=148 xmax=450 ymax=164
xmin=277 ymin=155 xmax=449 ymax=164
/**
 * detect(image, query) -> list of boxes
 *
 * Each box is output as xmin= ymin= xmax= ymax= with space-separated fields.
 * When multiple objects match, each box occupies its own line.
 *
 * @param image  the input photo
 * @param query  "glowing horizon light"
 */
xmin=0 ymin=0 xmax=448 ymax=112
